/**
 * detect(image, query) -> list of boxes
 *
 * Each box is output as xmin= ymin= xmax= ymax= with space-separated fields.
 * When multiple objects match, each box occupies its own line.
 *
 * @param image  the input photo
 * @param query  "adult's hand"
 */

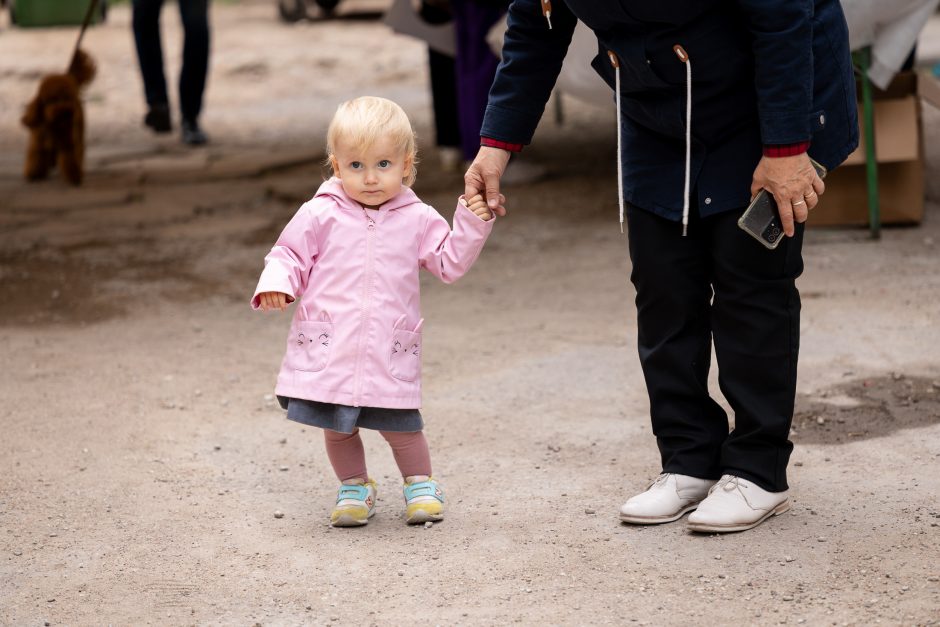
xmin=749 ymin=153 xmax=825 ymax=237
xmin=464 ymin=146 xmax=511 ymax=217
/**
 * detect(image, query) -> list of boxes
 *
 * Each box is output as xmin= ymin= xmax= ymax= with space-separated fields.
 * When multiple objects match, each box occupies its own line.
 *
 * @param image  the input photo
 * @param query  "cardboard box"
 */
xmin=813 ymin=72 xmax=924 ymax=226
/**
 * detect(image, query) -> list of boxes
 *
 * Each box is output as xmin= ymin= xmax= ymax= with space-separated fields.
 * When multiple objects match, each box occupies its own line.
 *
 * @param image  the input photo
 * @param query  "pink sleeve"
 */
xmin=250 ymin=203 xmax=318 ymax=309
xmin=418 ymin=200 xmax=494 ymax=284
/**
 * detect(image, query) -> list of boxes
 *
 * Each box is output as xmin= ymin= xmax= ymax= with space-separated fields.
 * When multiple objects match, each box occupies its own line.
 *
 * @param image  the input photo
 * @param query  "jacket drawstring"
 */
xmin=540 ymin=0 xmax=552 ymax=29
xmin=673 ymin=44 xmax=691 ymax=237
xmin=608 ymin=51 xmax=625 ymax=233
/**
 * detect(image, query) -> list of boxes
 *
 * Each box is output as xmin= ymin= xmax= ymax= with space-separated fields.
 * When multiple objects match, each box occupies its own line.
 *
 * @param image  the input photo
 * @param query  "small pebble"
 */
xmin=785 ymin=556 xmax=795 ymax=562
xmin=816 ymin=416 xmax=825 ymax=425
xmin=817 ymin=537 xmax=827 ymax=542
xmin=279 ymin=465 xmax=289 ymax=471
xmin=928 ymin=576 xmax=939 ymax=582
xmin=585 ymin=508 xmax=596 ymax=515
xmin=12 ymin=549 xmax=22 ymax=556
xmin=714 ymin=555 xmax=721 ymax=561
xmin=424 ymin=521 xmax=433 ymax=529
xmin=274 ymin=510 xmax=284 ymax=519
xmin=397 ymin=571 xmax=404 ymax=577
xmin=782 ymin=596 xmax=794 ymax=601
xmin=794 ymin=462 xmax=803 ymax=467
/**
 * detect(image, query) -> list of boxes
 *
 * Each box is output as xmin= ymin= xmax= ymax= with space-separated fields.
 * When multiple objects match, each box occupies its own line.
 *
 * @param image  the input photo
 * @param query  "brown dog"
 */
xmin=21 ymin=50 xmax=96 ymax=186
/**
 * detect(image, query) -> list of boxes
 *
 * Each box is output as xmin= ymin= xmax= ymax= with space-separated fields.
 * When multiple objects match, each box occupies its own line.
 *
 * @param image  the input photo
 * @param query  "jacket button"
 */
xmin=704 ymin=197 xmax=712 ymax=205
xmin=819 ymin=114 xmax=826 ymax=125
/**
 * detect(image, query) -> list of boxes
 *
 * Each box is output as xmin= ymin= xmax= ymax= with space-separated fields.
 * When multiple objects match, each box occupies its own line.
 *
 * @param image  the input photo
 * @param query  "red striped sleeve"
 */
xmin=480 ymin=137 xmax=524 ymax=153
xmin=763 ymin=141 xmax=811 ymax=158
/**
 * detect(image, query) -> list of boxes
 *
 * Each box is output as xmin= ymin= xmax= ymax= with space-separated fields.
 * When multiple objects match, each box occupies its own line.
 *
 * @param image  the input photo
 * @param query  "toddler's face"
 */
xmin=332 ymin=135 xmax=412 ymax=209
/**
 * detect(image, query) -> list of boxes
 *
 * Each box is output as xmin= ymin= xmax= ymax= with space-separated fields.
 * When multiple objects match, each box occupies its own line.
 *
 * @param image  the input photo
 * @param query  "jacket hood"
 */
xmin=314 ymin=176 xmax=421 ymax=213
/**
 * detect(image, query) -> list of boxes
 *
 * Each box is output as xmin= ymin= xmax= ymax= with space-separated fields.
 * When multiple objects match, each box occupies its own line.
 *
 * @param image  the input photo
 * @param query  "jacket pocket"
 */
xmin=286 ymin=313 xmax=333 ymax=373
xmin=388 ymin=317 xmax=422 ymax=382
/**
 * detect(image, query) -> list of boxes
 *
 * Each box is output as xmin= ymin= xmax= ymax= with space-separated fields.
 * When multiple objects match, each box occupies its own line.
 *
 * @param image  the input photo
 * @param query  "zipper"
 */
xmin=353 ymin=212 xmax=377 ymax=407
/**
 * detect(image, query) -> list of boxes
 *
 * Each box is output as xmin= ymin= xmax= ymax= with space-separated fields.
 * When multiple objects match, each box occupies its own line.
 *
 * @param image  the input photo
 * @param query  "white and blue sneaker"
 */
xmin=403 ymin=476 xmax=444 ymax=524
xmin=330 ymin=479 xmax=377 ymax=527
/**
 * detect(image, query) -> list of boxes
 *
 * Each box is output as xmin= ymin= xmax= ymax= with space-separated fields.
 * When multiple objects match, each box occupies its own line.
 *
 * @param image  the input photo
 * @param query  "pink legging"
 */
xmin=323 ymin=429 xmax=432 ymax=482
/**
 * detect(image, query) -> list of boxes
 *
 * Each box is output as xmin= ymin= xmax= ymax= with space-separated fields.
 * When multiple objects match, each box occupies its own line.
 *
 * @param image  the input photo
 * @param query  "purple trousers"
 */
xmin=452 ymin=0 xmax=506 ymax=161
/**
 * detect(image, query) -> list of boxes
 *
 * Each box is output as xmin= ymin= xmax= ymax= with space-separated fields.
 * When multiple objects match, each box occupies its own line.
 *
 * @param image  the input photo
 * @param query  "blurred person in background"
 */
xmin=132 ymin=0 xmax=210 ymax=145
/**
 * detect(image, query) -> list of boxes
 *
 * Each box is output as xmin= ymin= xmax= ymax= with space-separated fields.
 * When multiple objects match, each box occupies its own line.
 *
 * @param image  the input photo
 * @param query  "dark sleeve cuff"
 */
xmin=480 ymin=137 xmax=524 ymax=153
xmin=763 ymin=141 xmax=811 ymax=158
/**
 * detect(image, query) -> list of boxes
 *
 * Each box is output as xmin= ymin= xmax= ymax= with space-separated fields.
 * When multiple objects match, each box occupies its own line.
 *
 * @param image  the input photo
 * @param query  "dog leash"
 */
xmin=69 ymin=0 xmax=100 ymax=70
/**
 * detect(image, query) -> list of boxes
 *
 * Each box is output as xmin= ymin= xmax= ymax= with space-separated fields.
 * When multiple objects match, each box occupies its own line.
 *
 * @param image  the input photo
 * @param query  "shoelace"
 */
xmin=712 ymin=475 xmax=749 ymax=496
xmin=647 ymin=473 xmax=673 ymax=490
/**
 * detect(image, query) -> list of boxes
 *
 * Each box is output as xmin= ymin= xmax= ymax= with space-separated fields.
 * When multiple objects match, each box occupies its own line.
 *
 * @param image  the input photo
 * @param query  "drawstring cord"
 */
xmin=673 ymin=44 xmax=691 ymax=237
xmin=607 ymin=45 xmax=691 ymax=235
xmin=608 ymin=52 xmax=625 ymax=233
xmin=540 ymin=0 xmax=552 ymax=29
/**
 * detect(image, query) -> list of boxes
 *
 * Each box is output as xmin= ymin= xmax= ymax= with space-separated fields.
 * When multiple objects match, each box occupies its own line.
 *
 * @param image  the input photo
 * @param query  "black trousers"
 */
xmin=132 ymin=0 xmax=210 ymax=122
xmin=626 ymin=205 xmax=804 ymax=492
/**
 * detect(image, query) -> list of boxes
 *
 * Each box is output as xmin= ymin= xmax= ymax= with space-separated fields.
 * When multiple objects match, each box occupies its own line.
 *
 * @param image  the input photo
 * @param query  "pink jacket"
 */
xmin=251 ymin=177 xmax=494 ymax=409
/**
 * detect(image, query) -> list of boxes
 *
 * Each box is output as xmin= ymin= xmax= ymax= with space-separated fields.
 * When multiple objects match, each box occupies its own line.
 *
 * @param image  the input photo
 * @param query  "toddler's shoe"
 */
xmin=330 ymin=478 xmax=377 ymax=527
xmin=403 ymin=476 xmax=444 ymax=524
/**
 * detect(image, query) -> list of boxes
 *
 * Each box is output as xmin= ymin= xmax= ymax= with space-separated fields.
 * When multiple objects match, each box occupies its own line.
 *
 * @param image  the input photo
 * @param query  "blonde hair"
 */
xmin=326 ymin=96 xmax=418 ymax=186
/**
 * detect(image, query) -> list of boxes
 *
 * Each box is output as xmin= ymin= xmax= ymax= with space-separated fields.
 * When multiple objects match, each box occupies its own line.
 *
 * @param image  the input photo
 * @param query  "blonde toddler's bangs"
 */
xmin=327 ymin=96 xmax=418 ymax=185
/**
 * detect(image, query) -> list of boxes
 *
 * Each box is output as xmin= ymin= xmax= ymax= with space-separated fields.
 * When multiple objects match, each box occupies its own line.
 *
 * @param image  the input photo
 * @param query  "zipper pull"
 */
xmin=540 ymin=0 xmax=552 ymax=29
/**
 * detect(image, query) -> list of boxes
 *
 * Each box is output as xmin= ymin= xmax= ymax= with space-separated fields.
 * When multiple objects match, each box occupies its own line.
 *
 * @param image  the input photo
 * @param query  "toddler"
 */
xmin=252 ymin=96 xmax=494 ymax=527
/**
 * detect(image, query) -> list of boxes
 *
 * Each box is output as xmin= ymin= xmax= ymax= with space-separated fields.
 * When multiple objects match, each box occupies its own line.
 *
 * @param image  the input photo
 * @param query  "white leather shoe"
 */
xmin=619 ymin=473 xmax=716 ymax=524
xmin=686 ymin=475 xmax=790 ymax=533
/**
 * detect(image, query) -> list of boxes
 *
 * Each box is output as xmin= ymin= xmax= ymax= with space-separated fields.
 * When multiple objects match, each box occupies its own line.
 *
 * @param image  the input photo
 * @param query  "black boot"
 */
xmin=181 ymin=118 xmax=208 ymax=146
xmin=144 ymin=103 xmax=172 ymax=133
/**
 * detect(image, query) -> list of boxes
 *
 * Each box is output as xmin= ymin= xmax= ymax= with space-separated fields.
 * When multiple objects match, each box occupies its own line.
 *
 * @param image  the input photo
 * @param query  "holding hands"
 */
xmin=461 ymin=194 xmax=497 ymax=221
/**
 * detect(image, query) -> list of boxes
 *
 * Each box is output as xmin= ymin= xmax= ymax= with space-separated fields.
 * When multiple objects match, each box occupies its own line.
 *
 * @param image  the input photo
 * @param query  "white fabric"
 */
xmin=681 ymin=54 xmax=692 ymax=237
xmin=615 ymin=63 xmax=624 ymax=232
xmin=841 ymin=0 xmax=940 ymax=89
xmin=486 ymin=18 xmax=612 ymax=108
xmin=383 ymin=0 xmax=456 ymax=57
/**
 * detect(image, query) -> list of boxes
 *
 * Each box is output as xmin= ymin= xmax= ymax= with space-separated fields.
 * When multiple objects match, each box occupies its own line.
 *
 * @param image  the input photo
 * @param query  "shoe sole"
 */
xmin=619 ymin=502 xmax=699 ymax=525
xmin=405 ymin=509 xmax=444 ymax=525
xmin=686 ymin=499 xmax=791 ymax=534
xmin=330 ymin=509 xmax=375 ymax=528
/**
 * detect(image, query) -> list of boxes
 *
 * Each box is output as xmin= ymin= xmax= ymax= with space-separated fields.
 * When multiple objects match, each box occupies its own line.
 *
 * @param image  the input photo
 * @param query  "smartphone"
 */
xmin=737 ymin=158 xmax=828 ymax=250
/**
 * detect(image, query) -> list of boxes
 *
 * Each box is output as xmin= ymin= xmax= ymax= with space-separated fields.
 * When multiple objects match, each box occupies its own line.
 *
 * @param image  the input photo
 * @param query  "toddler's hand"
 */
xmin=259 ymin=291 xmax=290 ymax=311
xmin=462 ymin=194 xmax=493 ymax=221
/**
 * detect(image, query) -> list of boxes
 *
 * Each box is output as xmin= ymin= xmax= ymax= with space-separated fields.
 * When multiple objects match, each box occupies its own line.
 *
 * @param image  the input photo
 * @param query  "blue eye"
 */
xmin=350 ymin=161 xmax=362 ymax=169
xmin=378 ymin=160 xmax=390 ymax=168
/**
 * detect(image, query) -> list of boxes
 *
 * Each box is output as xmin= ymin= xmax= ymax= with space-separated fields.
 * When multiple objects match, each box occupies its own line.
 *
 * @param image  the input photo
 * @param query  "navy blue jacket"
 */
xmin=480 ymin=0 xmax=860 ymax=220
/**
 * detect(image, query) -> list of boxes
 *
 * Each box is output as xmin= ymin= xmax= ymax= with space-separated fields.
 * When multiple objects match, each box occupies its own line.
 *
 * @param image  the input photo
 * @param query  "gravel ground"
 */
xmin=1 ymin=2 xmax=939 ymax=625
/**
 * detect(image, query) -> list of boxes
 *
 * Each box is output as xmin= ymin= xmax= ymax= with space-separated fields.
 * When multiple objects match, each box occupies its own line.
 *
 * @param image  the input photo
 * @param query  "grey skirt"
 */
xmin=277 ymin=396 xmax=424 ymax=434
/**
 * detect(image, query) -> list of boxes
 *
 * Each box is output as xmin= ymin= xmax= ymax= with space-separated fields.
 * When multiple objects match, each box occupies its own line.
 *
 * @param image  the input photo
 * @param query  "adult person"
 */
xmin=465 ymin=0 xmax=858 ymax=533
xmin=132 ymin=0 xmax=210 ymax=145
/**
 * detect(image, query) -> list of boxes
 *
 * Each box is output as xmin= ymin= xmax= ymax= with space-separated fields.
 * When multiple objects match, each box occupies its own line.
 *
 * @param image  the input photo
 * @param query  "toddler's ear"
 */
xmin=328 ymin=155 xmax=340 ymax=178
